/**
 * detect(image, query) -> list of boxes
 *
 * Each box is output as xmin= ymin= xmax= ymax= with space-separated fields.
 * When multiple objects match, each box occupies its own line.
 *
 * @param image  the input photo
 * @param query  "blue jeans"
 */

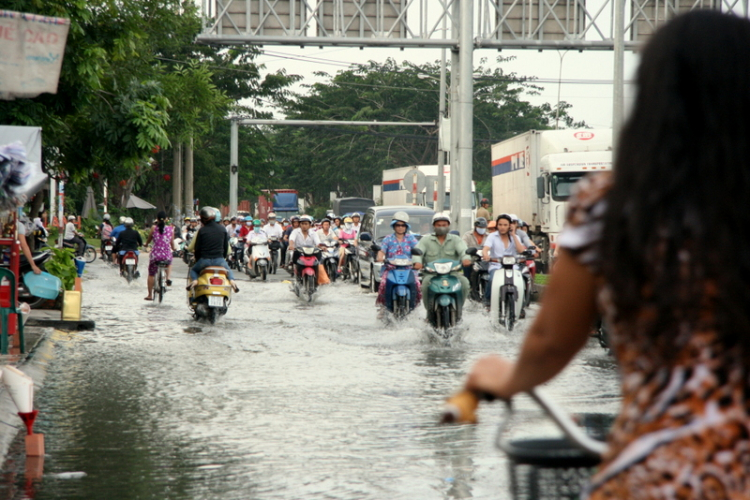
xmin=190 ymin=257 xmax=235 ymax=281
xmin=118 ymin=250 xmax=140 ymax=256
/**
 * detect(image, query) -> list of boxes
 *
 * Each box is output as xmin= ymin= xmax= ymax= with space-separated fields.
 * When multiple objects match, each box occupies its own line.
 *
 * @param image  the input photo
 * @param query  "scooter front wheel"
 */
xmin=505 ymin=294 xmax=516 ymax=331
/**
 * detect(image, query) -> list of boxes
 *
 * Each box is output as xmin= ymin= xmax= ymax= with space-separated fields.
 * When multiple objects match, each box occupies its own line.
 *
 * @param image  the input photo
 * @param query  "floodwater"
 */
xmin=1 ymin=258 xmax=620 ymax=499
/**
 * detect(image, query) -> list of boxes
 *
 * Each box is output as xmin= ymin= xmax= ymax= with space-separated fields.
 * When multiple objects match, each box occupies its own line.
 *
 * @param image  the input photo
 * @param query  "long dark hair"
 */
xmin=156 ymin=211 xmax=167 ymax=234
xmin=600 ymin=11 xmax=750 ymax=362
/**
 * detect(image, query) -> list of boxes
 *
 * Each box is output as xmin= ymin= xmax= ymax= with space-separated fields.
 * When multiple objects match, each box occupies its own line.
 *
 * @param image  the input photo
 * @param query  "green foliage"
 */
xmin=80 ymin=218 xmax=100 ymax=239
xmin=272 ymin=57 xmax=585 ymax=206
xmin=43 ymin=247 xmax=78 ymax=291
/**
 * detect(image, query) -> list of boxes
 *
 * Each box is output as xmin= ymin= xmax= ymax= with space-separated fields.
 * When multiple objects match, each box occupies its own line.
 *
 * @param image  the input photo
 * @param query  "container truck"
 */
xmin=381 ymin=165 xmax=477 ymax=213
xmin=257 ymin=189 xmax=300 ymax=220
xmin=491 ymin=129 xmax=612 ymax=267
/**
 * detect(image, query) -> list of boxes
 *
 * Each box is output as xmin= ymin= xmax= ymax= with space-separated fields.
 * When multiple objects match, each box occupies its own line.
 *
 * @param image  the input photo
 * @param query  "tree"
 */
xmin=271 ymin=57 xmax=584 ymax=207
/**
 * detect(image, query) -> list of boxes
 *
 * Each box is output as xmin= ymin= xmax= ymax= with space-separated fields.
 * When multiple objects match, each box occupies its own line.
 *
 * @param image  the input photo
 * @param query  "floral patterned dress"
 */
xmin=148 ymin=225 xmax=174 ymax=276
xmin=376 ymin=232 xmax=421 ymax=305
xmin=558 ymin=173 xmax=750 ymax=500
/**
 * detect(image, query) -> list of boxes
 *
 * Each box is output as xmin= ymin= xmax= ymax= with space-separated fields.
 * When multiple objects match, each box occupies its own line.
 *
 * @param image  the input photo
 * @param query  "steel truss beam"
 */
xmin=199 ymin=0 xmax=748 ymax=50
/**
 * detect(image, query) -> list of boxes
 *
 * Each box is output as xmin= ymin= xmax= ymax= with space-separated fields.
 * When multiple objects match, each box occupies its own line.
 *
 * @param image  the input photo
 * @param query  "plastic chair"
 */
xmin=0 ymin=267 xmax=25 ymax=355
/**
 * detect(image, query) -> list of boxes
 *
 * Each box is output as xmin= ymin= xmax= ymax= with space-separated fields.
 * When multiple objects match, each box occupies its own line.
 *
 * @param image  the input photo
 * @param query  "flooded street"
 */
xmin=2 ymin=258 xmax=620 ymax=499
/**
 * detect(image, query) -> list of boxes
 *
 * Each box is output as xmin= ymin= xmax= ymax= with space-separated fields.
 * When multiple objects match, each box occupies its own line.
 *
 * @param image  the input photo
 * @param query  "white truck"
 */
xmin=381 ymin=164 xmax=477 ymax=213
xmin=491 ymin=129 xmax=613 ymax=267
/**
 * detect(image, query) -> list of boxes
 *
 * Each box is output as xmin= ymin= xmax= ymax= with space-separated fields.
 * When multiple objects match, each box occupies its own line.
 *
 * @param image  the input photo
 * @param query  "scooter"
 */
xmin=103 ymin=237 xmax=116 ymax=264
xmin=268 ymin=236 xmax=282 ymax=274
xmin=423 ymin=258 xmax=464 ymax=336
xmin=120 ymin=250 xmax=140 ymax=283
xmin=339 ymin=238 xmax=359 ymax=283
xmin=466 ymin=247 xmax=491 ymax=303
xmin=519 ymin=247 xmax=537 ymax=311
xmin=292 ymin=246 xmax=320 ymax=302
xmin=489 ymin=251 xmax=534 ymax=331
xmin=373 ymin=245 xmax=422 ymax=320
xmin=188 ymin=266 xmax=232 ymax=324
xmin=228 ymin=237 xmax=245 ymax=271
xmin=321 ymin=241 xmax=339 ymax=283
xmin=247 ymin=234 xmax=270 ymax=281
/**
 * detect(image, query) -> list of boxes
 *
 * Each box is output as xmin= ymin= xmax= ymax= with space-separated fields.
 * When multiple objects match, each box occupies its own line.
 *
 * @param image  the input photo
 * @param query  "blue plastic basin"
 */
xmin=24 ymin=272 xmax=62 ymax=300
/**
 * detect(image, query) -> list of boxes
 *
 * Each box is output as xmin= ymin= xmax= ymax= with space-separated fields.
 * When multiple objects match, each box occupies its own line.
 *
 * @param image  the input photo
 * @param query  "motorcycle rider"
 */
xmin=337 ymin=216 xmax=358 ymax=272
xmin=114 ymin=217 xmax=143 ymax=266
xmin=331 ymin=215 xmax=342 ymax=235
xmin=477 ymin=198 xmax=492 ymax=221
xmin=351 ymin=213 xmax=362 ymax=234
xmin=487 ymin=220 xmax=497 ymax=234
xmin=375 ymin=211 xmax=422 ymax=313
xmin=287 ymin=215 xmax=322 ymax=277
xmin=238 ymin=216 xmax=253 ymax=239
xmin=282 ymin=215 xmax=300 ymax=265
xmin=186 ymin=207 xmax=239 ymax=292
xmin=63 ymin=215 xmax=86 ymax=257
xmin=226 ymin=217 xmax=241 ymax=237
xmin=482 ymin=214 xmax=527 ymax=309
xmin=413 ymin=213 xmax=471 ymax=321
xmin=99 ymin=214 xmax=114 ymax=258
xmin=316 ymin=217 xmax=338 ymax=245
xmin=262 ymin=213 xmax=284 ymax=240
xmin=245 ymin=219 xmax=267 ymax=273
xmin=462 ymin=217 xmax=489 ymax=301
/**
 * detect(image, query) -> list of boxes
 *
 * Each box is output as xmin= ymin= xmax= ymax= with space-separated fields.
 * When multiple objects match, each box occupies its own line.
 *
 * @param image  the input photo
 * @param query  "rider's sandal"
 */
xmin=144 ymin=296 xmax=153 ymax=301
xmin=166 ymin=280 xmax=172 ymax=286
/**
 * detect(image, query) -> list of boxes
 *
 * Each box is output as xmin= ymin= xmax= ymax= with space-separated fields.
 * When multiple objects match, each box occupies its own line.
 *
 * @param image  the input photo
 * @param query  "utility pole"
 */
xmin=435 ymin=13 xmax=448 ymax=214
xmin=230 ymin=120 xmax=239 ymax=216
xmin=449 ymin=0 xmax=460 ymax=225
xmin=172 ymin=142 xmax=182 ymax=220
xmin=457 ymin=0 xmax=474 ymax=235
xmin=184 ymin=137 xmax=194 ymax=217
xmin=612 ymin=0 xmax=626 ymax=150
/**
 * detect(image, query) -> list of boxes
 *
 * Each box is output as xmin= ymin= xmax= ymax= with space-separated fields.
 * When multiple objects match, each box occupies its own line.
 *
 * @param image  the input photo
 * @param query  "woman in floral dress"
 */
xmin=375 ymin=211 xmax=422 ymax=310
xmin=463 ymin=11 xmax=750 ymax=499
xmin=145 ymin=211 xmax=175 ymax=300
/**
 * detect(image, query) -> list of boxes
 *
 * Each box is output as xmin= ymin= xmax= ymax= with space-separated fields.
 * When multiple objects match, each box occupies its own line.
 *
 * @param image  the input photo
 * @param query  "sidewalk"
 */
xmin=27 ymin=309 xmax=95 ymax=331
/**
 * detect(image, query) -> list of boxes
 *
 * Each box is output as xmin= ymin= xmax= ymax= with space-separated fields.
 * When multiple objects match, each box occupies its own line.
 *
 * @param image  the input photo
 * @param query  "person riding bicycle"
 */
xmin=412 ymin=213 xmax=471 ymax=321
xmin=145 ymin=210 xmax=176 ymax=300
xmin=113 ymin=218 xmax=143 ymax=264
xmin=375 ymin=211 xmax=422 ymax=313
xmin=186 ymin=207 xmax=239 ymax=293
xmin=463 ymin=217 xmax=489 ymax=301
xmin=63 ymin=215 xmax=86 ymax=257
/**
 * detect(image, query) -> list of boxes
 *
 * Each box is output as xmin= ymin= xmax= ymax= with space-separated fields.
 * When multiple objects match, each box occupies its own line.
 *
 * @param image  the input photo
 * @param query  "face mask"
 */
xmin=254 ymin=227 xmax=260 ymax=232
xmin=434 ymin=226 xmax=449 ymax=236
xmin=269 ymin=221 xmax=276 ymax=225
xmin=476 ymin=228 xmax=486 ymax=235
xmin=345 ymin=223 xmax=353 ymax=230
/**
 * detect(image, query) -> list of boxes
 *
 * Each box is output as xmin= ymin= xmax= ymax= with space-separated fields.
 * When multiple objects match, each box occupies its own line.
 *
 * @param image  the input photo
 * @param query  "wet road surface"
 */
xmin=1 ymin=256 xmax=620 ymax=499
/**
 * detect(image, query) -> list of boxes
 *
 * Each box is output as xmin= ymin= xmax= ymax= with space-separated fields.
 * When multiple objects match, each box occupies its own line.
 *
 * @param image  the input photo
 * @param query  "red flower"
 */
xmin=163 ymin=174 xmax=171 ymax=182
xmin=119 ymin=180 xmax=127 ymax=187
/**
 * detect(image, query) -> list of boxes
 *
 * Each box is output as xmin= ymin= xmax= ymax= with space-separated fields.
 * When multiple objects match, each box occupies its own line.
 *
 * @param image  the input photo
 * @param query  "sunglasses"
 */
xmin=394 ymin=223 xmax=407 ymax=228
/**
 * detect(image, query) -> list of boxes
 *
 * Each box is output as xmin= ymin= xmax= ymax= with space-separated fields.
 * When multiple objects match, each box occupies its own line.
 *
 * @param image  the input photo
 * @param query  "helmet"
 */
xmin=103 ymin=213 xmax=110 ymax=221
xmin=332 ymin=215 xmax=341 ymax=221
xmin=290 ymin=215 xmax=300 ymax=222
xmin=67 ymin=215 xmax=75 ymax=221
xmin=244 ymin=215 xmax=253 ymax=222
xmin=119 ymin=216 xmax=126 ymax=224
xmin=481 ymin=198 xmax=490 ymax=205
xmin=343 ymin=216 xmax=353 ymax=224
xmin=253 ymin=219 xmax=261 ymax=226
xmin=390 ymin=211 xmax=411 ymax=230
xmin=184 ymin=216 xmax=191 ymax=221
xmin=124 ymin=217 xmax=134 ymax=227
xmin=282 ymin=218 xmax=289 ymax=223
xmin=199 ymin=207 xmax=217 ymax=222
xmin=432 ymin=212 xmax=451 ymax=225
xmin=223 ymin=217 xmax=230 ymax=222
xmin=474 ymin=217 xmax=488 ymax=228
xmin=299 ymin=215 xmax=313 ymax=224
xmin=268 ymin=212 xmax=277 ymax=219
xmin=508 ymin=213 xmax=519 ymax=222
xmin=321 ymin=217 xmax=332 ymax=224
xmin=352 ymin=212 xmax=361 ymax=219
xmin=488 ymin=220 xmax=497 ymax=229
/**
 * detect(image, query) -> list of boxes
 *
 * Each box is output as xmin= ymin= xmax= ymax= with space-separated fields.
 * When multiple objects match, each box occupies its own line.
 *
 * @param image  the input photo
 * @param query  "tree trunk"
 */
xmin=172 ymin=141 xmax=183 ymax=219
xmin=184 ymin=137 xmax=194 ymax=216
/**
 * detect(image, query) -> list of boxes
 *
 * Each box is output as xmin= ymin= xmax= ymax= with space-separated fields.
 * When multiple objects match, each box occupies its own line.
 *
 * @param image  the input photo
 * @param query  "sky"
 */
xmin=254 ymin=45 xmax=641 ymax=130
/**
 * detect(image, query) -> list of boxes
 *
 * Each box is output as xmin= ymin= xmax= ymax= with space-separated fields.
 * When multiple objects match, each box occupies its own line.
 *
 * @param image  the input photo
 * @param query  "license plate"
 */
xmin=208 ymin=295 xmax=224 ymax=307
xmin=105 ymin=245 xmax=113 ymax=251
xmin=125 ymin=259 xmax=136 ymax=265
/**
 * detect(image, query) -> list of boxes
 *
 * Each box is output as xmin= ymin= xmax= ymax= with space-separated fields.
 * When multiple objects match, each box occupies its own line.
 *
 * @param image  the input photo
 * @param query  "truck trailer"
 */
xmin=381 ymin=164 xmax=477 ymax=213
xmin=491 ymin=129 xmax=612 ymax=266
xmin=257 ymin=189 xmax=300 ymax=220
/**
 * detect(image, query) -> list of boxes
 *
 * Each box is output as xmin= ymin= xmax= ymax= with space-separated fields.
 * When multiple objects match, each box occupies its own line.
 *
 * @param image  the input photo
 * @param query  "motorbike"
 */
xmin=103 ymin=237 xmax=116 ymax=264
xmin=518 ymin=247 xmax=538 ymax=312
xmin=268 ymin=236 xmax=282 ymax=274
xmin=62 ymin=233 xmax=97 ymax=262
xmin=373 ymin=245 xmax=422 ymax=320
xmin=119 ymin=250 xmax=140 ymax=283
xmin=423 ymin=258 xmax=464 ymax=336
xmin=339 ymin=238 xmax=359 ymax=283
xmin=188 ymin=266 xmax=232 ymax=324
xmin=182 ymin=230 xmax=196 ymax=265
xmin=292 ymin=246 xmax=320 ymax=302
xmin=320 ymin=241 xmax=339 ymax=283
xmin=489 ymin=249 xmax=536 ymax=331
xmin=228 ymin=237 xmax=245 ymax=271
xmin=466 ymin=248 xmax=491 ymax=303
xmin=247 ymin=234 xmax=271 ymax=281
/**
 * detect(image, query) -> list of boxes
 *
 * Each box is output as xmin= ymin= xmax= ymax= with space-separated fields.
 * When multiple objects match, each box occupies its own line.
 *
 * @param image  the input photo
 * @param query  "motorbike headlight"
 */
xmin=432 ymin=262 xmax=452 ymax=274
xmin=389 ymin=258 xmax=411 ymax=267
xmin=502 ymin=256 xmax=517 ymax=266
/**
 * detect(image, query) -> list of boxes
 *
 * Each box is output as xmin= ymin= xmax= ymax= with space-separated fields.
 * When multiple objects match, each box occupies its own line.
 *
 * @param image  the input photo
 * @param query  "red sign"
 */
xmin=574 ymin=131 xmax=595 ymax=140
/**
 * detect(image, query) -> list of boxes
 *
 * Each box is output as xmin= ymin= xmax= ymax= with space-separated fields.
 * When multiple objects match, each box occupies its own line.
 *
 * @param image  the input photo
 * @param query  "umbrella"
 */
xmin=82 ymin=186 xmax=98 ymax=219
xmin=126 ymin=194 xmax=156 ymax=210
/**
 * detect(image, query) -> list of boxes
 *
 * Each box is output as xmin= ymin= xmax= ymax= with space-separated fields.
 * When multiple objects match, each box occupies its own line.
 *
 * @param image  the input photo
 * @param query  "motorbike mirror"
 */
xmin=359 ymin=232 xmax=372 ymax=242
xmin=371 ymin=244 xmax=381 ymax=253
xmin=466 ymin=247 xmax=478 ymax=256
xmin=410 ymin=247 xmax=423 ymax=256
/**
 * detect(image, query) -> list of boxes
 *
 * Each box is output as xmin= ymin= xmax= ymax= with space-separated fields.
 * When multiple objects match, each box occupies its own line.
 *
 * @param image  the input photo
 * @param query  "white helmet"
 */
xmin=268 ymin=212 xmax=277 ymax=219
xmin=124 ymin=217 xmax=134 ymax=227
xmin=299 ymin=215 xmax=314 ymax=224
xmin=508 ymin=213 xmax=519 ymax=222
xmin=103 ymin=213 xmax=111 ymax=221
xmin=432 ymin=212 xmax=451 ymax=225
xmin=120 ymin=216 xmax=126 ymax=224
xmin=67 ymin=215 xmax=75 ymax=221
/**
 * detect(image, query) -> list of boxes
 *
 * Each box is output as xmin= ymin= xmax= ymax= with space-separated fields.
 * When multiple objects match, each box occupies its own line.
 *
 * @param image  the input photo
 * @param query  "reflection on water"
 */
xmin=0 ymin=260 xmax=620 ymax=500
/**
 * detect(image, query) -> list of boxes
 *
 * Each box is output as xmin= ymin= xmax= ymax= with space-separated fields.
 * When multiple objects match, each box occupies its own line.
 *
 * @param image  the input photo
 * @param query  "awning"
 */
xmin=126 ymin=194 xmax=156 ymax=209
